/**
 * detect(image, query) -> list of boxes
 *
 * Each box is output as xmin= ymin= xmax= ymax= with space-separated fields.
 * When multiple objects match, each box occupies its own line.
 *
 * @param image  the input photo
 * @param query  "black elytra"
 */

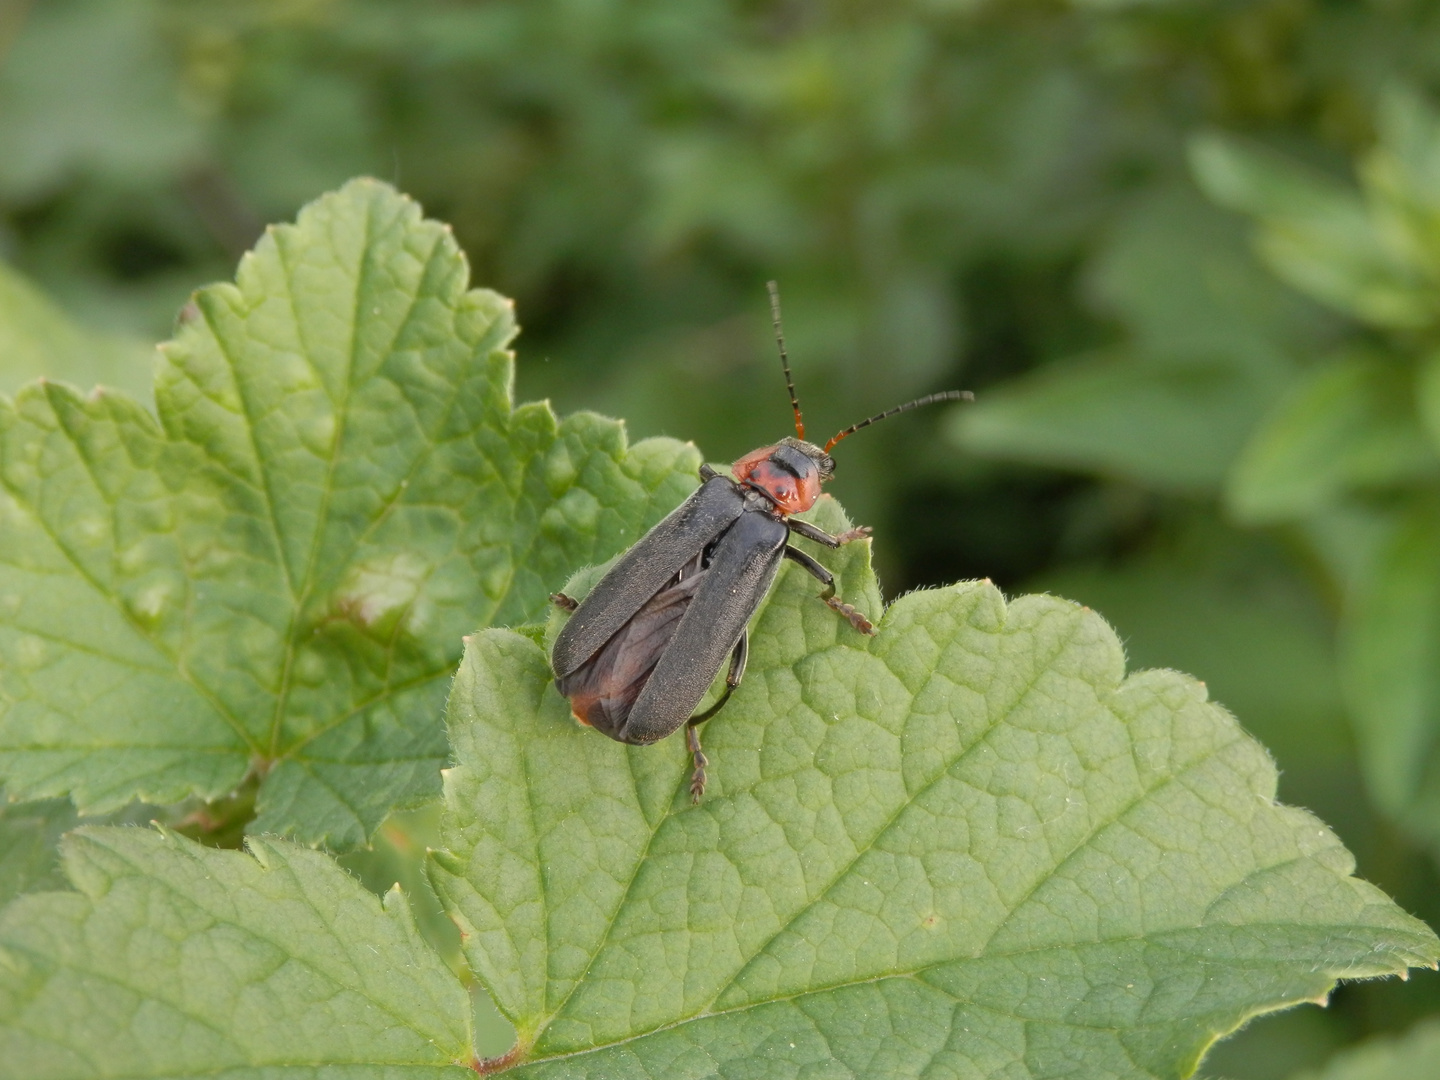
xmin=550 ymin=283 xmax=972 ymax=803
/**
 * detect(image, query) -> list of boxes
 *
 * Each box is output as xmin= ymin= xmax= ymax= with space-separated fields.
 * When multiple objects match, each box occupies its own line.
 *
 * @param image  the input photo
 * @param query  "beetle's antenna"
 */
xmin=824 ymin=390 xmax=974 ymax=453
xmin=767 ymin=281 xmax=805 ymax=440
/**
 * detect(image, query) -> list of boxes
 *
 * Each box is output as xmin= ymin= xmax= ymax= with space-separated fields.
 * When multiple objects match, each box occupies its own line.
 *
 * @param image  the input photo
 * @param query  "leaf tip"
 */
xmin=175 ymin=298 xmax=202 ymax=328
xmin=382 ymin=881 xmax=407 ymax=912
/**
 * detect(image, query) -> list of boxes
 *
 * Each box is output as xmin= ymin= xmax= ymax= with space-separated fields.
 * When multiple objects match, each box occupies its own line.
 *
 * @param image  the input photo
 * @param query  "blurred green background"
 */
xmin=5 ymin=0 xmax=1440 ymax=1074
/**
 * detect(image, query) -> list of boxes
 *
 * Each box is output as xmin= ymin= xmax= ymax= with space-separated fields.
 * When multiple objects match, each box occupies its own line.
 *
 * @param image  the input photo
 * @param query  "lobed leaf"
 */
xmin=0 ymin=826 xmax=473 ymax=1079
xmin=433 ymin=499 xmax=1438 ymax=1078
xmin=0 ymin=179 xmax=699 ymax=847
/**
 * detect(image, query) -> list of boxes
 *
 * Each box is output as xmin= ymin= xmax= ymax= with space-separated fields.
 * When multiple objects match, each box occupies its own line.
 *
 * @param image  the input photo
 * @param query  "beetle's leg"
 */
xmin=786 ymin=517 xmax=873 ymax=548
xmin=783 ymin=546 xmax=876 ymax=636
xmin=689 ymin=630 xmax=749 ymax=725
xmin=685 ymin=630 xmax=749 ymax=802
xmin=699 ymin=463 xmax=721 ymax=482
xmin=549 ymin=592 xmax=579 ymax=612
xmin=685 ymin=726 xmax=708 ymax=803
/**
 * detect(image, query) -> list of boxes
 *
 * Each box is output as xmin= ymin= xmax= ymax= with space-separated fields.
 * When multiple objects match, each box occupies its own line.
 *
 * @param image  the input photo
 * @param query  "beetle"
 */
xmin=550 ymin=282 xmax=971 ymax=801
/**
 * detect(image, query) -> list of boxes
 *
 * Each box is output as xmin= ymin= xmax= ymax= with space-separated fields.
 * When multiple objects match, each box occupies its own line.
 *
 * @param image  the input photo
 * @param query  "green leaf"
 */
xmin=950 ymin=351 xmax=1283 ymax=492
xmin=0 ymin=179 xmax=699 ymax=847
xmin=0 ymin=0 xmax=202 ymax=200
xmin=1084 ymin=185 xmax=1320 ymax=372
xmin=1364 ymin=89 xmax=1440 ymax=288
xmin=1416 ymin=349 xmax=1440 ymax=453
xmin=0 ymin=261 xmax=153 ymax=402
xmin=0 ymin=796 xmax=77 ymax=907
xmin=1190 ymin=133 xmax=1434 ymax=329
xmin=433 ymin=499 xmax=1438 ymax=1078
xmin=1289 ymin=1019 xmax=1440 ymax=1080
xmin=1340 ymin=500 xmax=1440 ymax=859
xmin=1032 ymin=525 xmax=1353 ymax=810
xmin=0 ymin=825 xmax=474 ymax=1079
xmin=335 ymin=803 xmax=466 ymax=983
xmin=1228 ymin=354 xmax=1438 ymax=524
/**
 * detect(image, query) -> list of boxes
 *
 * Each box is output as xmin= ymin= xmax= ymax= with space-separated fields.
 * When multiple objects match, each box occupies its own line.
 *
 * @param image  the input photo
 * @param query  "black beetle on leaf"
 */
xmin=550 ymin=283 xmax=971 ymax=801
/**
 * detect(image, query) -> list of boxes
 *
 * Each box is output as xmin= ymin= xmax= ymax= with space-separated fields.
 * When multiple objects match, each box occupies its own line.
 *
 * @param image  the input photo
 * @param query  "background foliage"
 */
xmin=4 ymin=0 xmax=1440 ymax=1075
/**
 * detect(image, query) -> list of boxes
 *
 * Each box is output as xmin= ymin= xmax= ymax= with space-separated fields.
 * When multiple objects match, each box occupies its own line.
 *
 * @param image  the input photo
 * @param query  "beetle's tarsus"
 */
xmin=687 ymin=725 xmax=709 ymax=803
xmin=690 ymin=756 xmax=708 ymax=802
xmin=835 ymin=526 xmax=872 ymax=544
xmin=825 ymin=595 xmax=876 ymax=636
xmin=814 ymin=579 xmax=875 ymax=636
xmin=550 ymin=592 xmax=579 ymax=612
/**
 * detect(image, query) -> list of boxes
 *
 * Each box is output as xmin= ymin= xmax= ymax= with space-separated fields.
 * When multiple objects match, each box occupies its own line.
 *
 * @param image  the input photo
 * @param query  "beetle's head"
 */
xmin=731 ymin=436 xmax=834 ymax=516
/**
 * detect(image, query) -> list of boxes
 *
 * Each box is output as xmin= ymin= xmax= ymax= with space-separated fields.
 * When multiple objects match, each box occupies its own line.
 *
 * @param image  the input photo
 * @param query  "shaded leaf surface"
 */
xmin=952 ymin=187 xmax=1311 ymax=497
xmin=0 ymin=796 xmax=76 ymax=906
xmin=1190 ymin=132 xmax=1434 ymax=329
xmin=951 ymin=352 xmax=1281 ymax=492
xmin=1228 ymin=354 xmax=1438 ymax=524
xmin=0 ymin=826 xmax=473 ymax=1079
xmin=1290 ymin=1019 xmax=1440 ymax=1080
xmin=1084 ymin=185 xmax=1322 ymax=371
xmin=1192 ymin=94 xmax=1440 ymax=336
xmin=0 ymin=179 xmax=698 ymax=846
xmin=0 ymin=261 xmax=152 ymax=401
xmin=0 ymin=0 xmax=202 ymax=200
xmin=433 ymin=500 xmax=1438 ymax=1079
xmin=1340 ymin=502 xmax=1440 ymax=859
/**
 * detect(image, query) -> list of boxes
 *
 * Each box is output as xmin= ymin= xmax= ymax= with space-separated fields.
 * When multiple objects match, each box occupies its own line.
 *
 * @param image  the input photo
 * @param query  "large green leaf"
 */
xmin=432 ymin=499 xmax=1438 ymax=1078
xmin=0 ymin=826 xmax=474 ymax=1079
xmin=0 ymin=179 xmax=699 ymax=847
